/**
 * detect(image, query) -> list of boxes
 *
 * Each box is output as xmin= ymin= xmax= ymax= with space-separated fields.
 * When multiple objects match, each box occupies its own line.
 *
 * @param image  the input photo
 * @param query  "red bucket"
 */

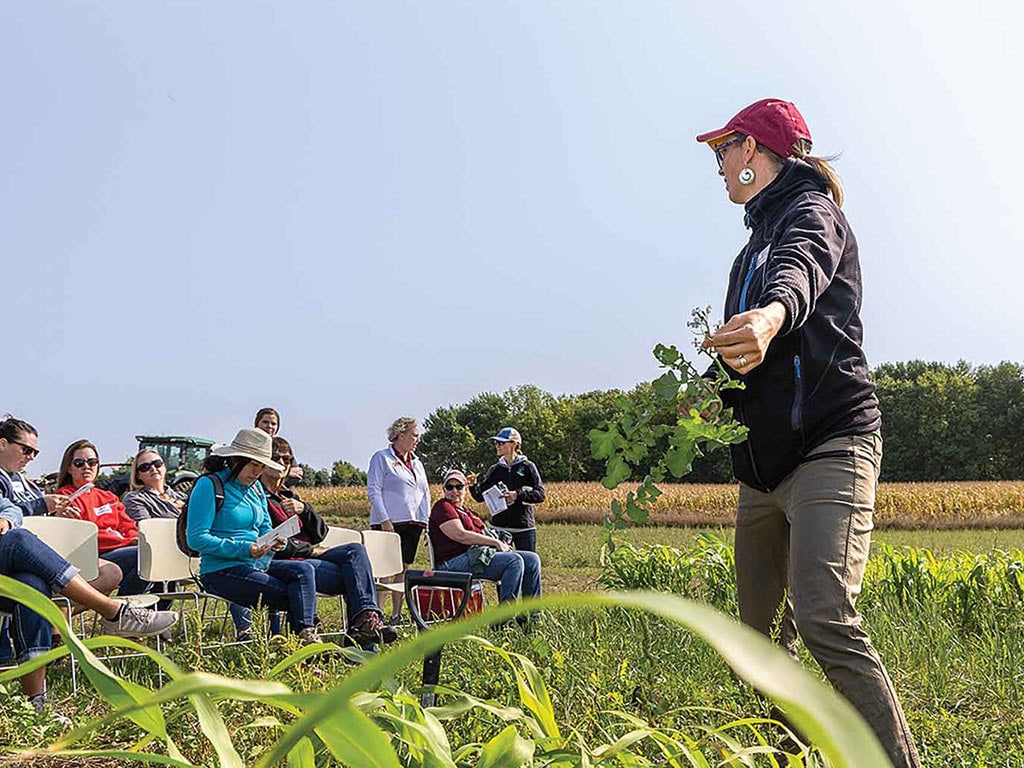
xmin=414 ymin=581 xmax=485 ymax=621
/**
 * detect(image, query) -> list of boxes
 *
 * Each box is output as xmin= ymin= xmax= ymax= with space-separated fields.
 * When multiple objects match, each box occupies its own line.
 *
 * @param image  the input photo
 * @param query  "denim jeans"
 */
xmin=439 ymin=549 xmax=541 ymax=603
xmin=494 ymin=528 xmax=536 ymax=553
xmin=100 ymin=545 xmax=148 ymax=596
xmin=228 ymin=603 xmax=282 ymax=636
xmin=307 ymin=544 xmax=380 ymax=623
xmin=735 ymin=432 xmax=920 ymax=768
xmin=0 ymin=528 xmax=79 ymax=664
xmin=0 ymin=619 xmax=12 ymax=663
xmin=202 ymin=560 xmax=317 ymax=633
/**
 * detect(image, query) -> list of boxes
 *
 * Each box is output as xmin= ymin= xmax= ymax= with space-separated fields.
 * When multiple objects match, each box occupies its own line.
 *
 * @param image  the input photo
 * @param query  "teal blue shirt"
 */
xmin=186 ymin=470 xmax=273 ymax=575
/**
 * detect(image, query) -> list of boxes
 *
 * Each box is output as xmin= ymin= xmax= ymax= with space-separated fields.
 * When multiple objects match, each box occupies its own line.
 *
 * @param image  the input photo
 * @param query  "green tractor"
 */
xmin=98 ymin=435 xmax=215 ymax=498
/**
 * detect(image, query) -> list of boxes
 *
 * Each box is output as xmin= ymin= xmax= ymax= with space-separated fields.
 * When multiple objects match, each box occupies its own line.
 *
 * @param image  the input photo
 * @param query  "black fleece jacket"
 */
xmin=719 ymin=159 xmax=881 ymax=491
xmin=469 ymin=456 xmax=545 ymax=530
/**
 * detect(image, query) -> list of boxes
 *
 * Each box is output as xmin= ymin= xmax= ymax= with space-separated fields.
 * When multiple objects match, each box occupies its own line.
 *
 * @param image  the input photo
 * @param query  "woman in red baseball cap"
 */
xmin=696 ymin=99 xmax=920 ymax=768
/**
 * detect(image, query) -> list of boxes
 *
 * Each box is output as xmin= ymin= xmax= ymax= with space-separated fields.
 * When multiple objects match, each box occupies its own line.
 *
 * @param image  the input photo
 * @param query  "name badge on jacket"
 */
xmin=95 ymin=504 xmax=113 ymax=517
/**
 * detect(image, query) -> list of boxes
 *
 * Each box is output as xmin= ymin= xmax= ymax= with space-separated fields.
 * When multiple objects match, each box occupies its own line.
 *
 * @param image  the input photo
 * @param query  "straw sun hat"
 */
xmin=212 ymin=428 xmax=285 ymax=472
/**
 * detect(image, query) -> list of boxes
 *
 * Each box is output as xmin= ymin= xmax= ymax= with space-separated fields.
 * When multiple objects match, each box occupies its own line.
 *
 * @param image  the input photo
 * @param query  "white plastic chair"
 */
xmin=136 ymin=518 xmax=238 ymax=655
xmin=361 ymin=529 xmax=405 ymax=594
xmin=320 ymin=526 xmax=362 ymax=549
xmin=14 ymin=517 xmax=102 ymax=692
xmin=310 ymin=526 xmax=363 ymax=637
xmin=137 ymin=518 xmax=201 ymax=587
xmin=21 ymin=517 xmax=100 ymax=581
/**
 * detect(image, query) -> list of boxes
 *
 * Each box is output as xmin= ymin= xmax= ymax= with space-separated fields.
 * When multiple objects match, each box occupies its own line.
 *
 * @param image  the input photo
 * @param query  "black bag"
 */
xmin=176 ymin=473 xmax=224 ymax=558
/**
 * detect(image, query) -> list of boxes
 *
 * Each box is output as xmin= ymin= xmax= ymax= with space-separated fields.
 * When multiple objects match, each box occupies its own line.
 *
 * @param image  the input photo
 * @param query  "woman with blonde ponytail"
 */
xmin=695 ymin=99 xmax=920 ymax=768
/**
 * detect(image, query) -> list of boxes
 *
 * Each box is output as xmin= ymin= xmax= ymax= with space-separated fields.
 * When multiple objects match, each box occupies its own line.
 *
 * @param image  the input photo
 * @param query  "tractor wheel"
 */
xmin=171 ymin=476 xmax=196 ymax=497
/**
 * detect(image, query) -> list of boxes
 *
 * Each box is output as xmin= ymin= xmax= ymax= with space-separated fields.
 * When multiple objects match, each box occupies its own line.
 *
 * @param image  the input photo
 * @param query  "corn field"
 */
xmin=303 ymin=481 xmax=1024 ymax=529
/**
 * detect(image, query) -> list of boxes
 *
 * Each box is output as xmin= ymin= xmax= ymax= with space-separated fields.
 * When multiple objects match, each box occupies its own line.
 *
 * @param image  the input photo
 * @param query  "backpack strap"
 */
xmin=209 ymin=473 xmax=225 ymax=512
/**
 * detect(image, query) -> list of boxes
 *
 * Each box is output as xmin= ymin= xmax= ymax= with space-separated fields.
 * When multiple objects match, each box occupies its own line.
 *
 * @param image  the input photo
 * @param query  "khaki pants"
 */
xmin=736 ymin=432 xmax=920 ymax=768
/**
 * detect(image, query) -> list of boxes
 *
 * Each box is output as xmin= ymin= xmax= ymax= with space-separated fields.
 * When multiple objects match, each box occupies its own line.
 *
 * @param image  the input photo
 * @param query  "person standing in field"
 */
xmin=695 ymin=98 xmax=920 ymax=766
xmin=366 ymin=416 xmax=430 ymax=623
xmin=469 ymin=428 xmax=545 ymax=552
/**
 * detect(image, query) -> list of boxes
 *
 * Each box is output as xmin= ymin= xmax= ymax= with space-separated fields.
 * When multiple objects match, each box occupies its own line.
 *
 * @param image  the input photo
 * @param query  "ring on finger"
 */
xmin=737 ymin=354 xmax=748 ymax=368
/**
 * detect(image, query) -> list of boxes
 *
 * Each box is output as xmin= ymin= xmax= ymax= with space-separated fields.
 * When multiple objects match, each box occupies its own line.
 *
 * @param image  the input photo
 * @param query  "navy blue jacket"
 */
xmin=469 ymin=455 xmax=545 ymax=530
xmin=719 ymin=159 xmax=881 ymax=491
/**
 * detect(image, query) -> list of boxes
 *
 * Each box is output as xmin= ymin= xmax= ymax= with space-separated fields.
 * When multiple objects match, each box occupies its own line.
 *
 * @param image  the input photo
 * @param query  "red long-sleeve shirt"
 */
xmin=57 ymin=484 xmax=138 ymax=553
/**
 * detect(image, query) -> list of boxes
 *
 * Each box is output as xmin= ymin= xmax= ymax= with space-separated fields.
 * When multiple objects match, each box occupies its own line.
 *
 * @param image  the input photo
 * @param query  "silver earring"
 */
xmin=738 ymin=167 xmax=755 ymax=185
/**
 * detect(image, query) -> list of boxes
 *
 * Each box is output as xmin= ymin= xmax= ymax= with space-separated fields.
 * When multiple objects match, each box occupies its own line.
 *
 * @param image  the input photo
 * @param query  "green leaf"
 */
xmin=624 ymin=494 xmax=649 ymax=525
xmin=652 ymin=343 xmax=681 ymax=366
xmin=652 ymin=370 xmax=681 ymax=401
xmin=664 ymin=442 xmax=697 ymax=478
xmin=287 ymin=738 xmax=316 ymax=768
xmin=476 ymin=725 xmax=535 ymax=768
xmin=601 ymin=456 xmax=631 ymax=490
xmin=588 ymin=426 xmax=621 ymax=460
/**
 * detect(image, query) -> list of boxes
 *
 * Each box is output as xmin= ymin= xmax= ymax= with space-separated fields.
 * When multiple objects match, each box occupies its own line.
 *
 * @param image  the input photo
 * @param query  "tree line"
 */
xmin=413 ymin=362 xmax=1024 ymax=484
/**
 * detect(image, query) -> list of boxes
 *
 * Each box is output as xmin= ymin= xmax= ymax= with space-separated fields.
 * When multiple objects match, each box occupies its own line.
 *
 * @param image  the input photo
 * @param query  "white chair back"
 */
xmin=361 ymin=529 xmax=405 ymax=580
xmin=137 ymin=518 xmax=200 ymax=582
xmin=21 ymin=517 xmax=100 ymax=581
xmin=320 ymin=526 xmax=362 ymax=549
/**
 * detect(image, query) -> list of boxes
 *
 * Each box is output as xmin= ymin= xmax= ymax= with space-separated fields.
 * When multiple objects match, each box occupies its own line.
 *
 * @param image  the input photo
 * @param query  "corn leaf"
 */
xmin=476 ymin=725 xmax=535 ymax=768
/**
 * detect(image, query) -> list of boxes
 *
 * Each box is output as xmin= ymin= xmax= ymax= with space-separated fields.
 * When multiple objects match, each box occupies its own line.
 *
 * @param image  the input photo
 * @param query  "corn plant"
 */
xmin=0 ymin=574 xmax=891 ymax=767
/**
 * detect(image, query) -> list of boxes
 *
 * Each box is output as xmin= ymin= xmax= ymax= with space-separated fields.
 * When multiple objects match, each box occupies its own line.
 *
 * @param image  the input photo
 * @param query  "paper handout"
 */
xmin=482 ymin=484 xmax=508 ymax=516
xmin=256 ymin=515 xmax=301 ymax=549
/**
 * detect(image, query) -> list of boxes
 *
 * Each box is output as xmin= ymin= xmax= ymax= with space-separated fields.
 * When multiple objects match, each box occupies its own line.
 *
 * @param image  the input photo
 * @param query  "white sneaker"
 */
xmin=100 ymin=604 xmax=179 ymax=638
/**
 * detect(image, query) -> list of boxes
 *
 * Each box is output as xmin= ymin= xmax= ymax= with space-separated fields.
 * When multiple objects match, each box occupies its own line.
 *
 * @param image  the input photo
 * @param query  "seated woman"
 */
xmin=254 ymin=408 xmax=303 ymax=486
xmin=123 ymin=449 xmax=185 ymax=521
xmin=0 ymin=496 xmax=177 ymax=713
xmin=186 ymin=429 xmax=321 ymax=644
xmin=429 ymin=470 xmax=542 ymax=604
xmin=261 ymin=437 xmax=396 ymax=648
xmin=56 ymin=440 xmax=149 ymax=597
xmin=0 ymin=419 xmax=121 ymax=661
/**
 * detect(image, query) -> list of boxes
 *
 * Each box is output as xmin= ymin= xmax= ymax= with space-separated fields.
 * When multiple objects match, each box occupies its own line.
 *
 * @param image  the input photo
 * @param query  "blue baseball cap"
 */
xmin=489 ymin=427 xmax=522 ymax=444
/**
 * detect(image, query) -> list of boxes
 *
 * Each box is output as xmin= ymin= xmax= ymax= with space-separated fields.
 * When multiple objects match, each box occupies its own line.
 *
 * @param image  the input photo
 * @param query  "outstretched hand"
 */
xmin=703 ymin=302 xmax=787 ymax=374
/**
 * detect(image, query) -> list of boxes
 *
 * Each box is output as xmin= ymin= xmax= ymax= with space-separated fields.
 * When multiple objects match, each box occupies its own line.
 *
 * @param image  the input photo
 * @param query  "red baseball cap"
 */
xmin=696 ymin=98 xmax=812 ymax=159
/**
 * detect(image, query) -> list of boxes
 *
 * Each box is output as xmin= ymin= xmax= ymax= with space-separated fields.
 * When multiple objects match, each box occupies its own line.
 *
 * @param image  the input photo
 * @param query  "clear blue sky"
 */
xmin=3 ymin=2 xmax=1021 ymax=473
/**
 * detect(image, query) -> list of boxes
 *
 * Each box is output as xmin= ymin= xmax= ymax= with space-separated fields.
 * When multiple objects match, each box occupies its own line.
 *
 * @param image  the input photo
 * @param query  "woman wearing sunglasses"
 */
xmin=56 ymin=439 xmax=151 ymax=597
xmin=259 ymin=437 xmax=397 ymax=648
xmin=0 ymin=496 xmax=178 ymax=715
xmin=0 ymin=416 xmax=70 ymax=518
xmin=254 ymin=407 xmax=304 ymax=485
xmin=696 ymin=99 xmax=919 ymax=767
xmin=0 ymin=418 xmax=122 ymax=663
xmin=123 ymin=449 xmax=185 ymax=522
xmin=429 ymin=470 xmax=541 ymax=605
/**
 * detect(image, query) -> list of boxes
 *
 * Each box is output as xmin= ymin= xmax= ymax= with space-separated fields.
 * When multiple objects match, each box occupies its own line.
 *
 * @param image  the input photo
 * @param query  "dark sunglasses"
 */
xmin=137 ymin=459 xmax=164 ymax=473
xmin=713 ymin=136 xmax=744 ymax=171
xmin=72 ymin=457 xmax=99 ymax=469
xmin=444 ymin=482 xmax=465 ymax=491
xmin=272 ymin=453 xmax=293 ymax=464
xmin=8 ymin=440 xmax=39 ymax=459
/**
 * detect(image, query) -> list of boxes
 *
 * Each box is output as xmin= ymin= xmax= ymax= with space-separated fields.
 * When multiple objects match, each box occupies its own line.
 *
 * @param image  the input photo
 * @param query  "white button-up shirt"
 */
xmin=366 ymin=445 xmax=430 ymax=526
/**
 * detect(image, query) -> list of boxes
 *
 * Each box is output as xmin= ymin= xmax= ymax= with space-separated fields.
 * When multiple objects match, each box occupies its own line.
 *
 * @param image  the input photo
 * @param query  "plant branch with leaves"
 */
xmin=589 ymin=307 xmax=748 ymax=545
